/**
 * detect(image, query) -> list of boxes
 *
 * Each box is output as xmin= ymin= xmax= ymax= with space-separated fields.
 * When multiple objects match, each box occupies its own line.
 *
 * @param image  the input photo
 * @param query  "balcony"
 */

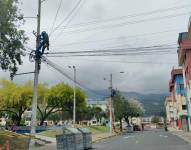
xmin=179 ymin=40 xmax=191 ymax=65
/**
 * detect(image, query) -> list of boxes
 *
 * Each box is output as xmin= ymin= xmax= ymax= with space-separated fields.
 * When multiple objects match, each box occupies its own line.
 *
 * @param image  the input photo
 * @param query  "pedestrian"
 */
xmin=141 ymin=123 xmax=144 ymax=131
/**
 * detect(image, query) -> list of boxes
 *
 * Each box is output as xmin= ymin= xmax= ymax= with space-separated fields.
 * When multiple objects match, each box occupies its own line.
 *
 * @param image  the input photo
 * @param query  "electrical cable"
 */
xmin=46 ymin=43 xmax=177 ymax=55
xmin=56 ymin=12 xmax=189 ymax=35
xmin=50 ymin=0 xmax=83 ymax=35
xmin=56 ymin=4 xmax=191 ymax=29
xmin=50 ymin=28 xmax=182 ymax=48
xmin=49 ymin=0 xmax=63 ymax=35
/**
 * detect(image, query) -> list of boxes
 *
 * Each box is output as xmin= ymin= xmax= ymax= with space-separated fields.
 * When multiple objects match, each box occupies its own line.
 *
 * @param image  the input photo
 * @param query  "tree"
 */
xmin=0 ymin=0 xmax=28 ymax=78
xmin=113 ymin=92 xmax=129 ymax=131
xmin=37 ymin=82 xmax=87 ymax=125
xmin=47 ymin=112 xmax=62 ymax=124
xmin=124 ymin=99 xmax=145 ymax=125
xmin=0 ymin=80 xmax=32 ymax=125
xmin=76 ymin=106 xmax=94 ymax=121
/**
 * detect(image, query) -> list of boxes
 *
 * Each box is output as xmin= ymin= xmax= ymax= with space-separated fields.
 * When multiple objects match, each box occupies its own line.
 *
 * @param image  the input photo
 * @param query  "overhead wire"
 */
xmin=56 ymin=12 xmax=189 ymax=35
xmin=23 ymin=48 xmax=105 ymax=97
xmin=46 ymin=43 xmax=177 ymax=55
xmin=50 ymin=28 xmax=182 ymax=48
xmin=56 ymin=4 xmax=191 ymax=29
xmin=49 ymin=0 xmax=63 ymax=35
xmin=50 ymin=0 xmax=83 ymax=36
xmin=51 ymin=0 xmax=86 ymax=43
xmin=47 ymin=57 xmax=177 ymax=65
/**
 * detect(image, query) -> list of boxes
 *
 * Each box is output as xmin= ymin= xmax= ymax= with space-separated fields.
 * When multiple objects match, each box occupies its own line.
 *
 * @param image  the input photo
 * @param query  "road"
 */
xmin=93 ymin=129 xmax=191 ymax=150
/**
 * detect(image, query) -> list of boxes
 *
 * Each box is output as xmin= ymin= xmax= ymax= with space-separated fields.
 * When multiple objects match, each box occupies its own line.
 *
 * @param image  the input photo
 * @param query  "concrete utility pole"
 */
xmin=31 ymin=0 xmax=41 ymax=136
xmin=109 ymin=74 xmax=113 ymax=134
xmin=69 ymin=66 xmax=76 ymax=124
xmin=73 ymin=66 xmax=76 ymax=124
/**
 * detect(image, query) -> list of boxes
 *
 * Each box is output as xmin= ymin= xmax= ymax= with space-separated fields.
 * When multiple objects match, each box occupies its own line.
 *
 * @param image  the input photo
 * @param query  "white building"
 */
xmin=87 ymin=100 xmax=108 ymax=112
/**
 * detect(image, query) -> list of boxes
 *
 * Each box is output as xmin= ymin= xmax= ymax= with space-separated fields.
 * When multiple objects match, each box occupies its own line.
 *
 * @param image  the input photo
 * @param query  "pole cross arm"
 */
xmin=15 ymin=72 xmax=35 ymax=76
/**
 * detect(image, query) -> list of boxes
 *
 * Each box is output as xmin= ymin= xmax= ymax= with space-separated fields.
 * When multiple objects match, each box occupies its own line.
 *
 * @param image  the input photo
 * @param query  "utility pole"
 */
xmin=109 ymin=74 xmax=113 ymax=134
xmin=30 ymin=0 xmax=41 ymax=137
xmin=68 ymin=66 xmax=76 ymax=124
xmin=73 ymin=66 xmax=76 ymax=124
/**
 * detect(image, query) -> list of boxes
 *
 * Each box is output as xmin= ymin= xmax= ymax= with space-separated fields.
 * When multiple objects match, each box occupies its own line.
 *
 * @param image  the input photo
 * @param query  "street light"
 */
xmin=68 ymin=66 xmax=76 ymax=125
xmin=104 ymin=72 xmax=125 ymax=134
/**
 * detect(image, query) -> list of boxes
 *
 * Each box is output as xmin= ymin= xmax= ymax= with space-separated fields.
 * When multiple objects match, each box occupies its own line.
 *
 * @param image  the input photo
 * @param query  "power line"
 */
xmin=51 ymin=0 xmax=86 ymax=43
xmin=50 ymin=28 xmax=182 ymax=48
xmin=55 ymin=4 xmax=191 ymax=30
xmin=50 ymin=0 xmax=83 ymax=36
xmin=56 ymin=12 xmax=189 ymax=35
xmin=49 ymin=0 xmax=63 ymax=35
xmin=47 ymin=43 xmax=177 ymax=54
xmin=47 ymin=57 xmax=177 ymax=65
xmin=47 ymin=51 xmax=176 ymax=58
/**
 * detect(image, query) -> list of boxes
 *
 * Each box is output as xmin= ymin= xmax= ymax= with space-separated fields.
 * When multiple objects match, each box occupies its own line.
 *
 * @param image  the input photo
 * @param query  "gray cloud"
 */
xmin=8 ymin=0 xmax=191 ymax=96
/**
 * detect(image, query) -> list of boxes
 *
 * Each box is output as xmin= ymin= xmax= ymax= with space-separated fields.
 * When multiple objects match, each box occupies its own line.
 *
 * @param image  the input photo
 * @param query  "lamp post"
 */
xmin=68 ymin=66 xmax=76 ymax=124
xmin=104 ymin=72 xmax=124 ymax=134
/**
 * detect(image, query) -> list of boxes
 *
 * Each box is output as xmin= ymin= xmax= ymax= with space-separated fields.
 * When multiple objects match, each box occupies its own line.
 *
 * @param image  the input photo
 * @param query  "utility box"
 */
xmin=56 ymin=127 xmax=84 ymax=150
xmin=78 ymin=128 xmax=92 ymax=150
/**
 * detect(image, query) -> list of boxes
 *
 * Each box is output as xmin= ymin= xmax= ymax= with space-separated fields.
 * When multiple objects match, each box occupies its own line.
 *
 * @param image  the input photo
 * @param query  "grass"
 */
xmin=38 ymin=128 xmax=63 ymax=138
xmin=38 ymin=125 xmax=110 ymax=138
xmin=87 ymin=126 xmax=110 ymax=134
xmin=0 ymin=130 xmax=30 ymax=150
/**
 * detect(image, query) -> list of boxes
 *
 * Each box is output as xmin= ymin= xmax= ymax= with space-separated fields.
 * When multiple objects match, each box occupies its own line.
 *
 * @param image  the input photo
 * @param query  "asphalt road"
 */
xmin=93 ymin=129 xmax=191 ymax=150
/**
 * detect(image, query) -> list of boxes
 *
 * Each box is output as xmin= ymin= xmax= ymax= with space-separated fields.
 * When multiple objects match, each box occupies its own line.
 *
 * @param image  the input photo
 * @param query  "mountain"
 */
xmin=87 ymin=90 xmax=168 ymax=117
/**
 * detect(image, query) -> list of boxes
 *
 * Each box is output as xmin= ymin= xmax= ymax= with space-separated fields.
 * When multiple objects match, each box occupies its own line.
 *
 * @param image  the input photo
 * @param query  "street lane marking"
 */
xmin=159 ymin=134 xmax=168 ymax=138
xmin=124 ymin=135 xmax=135 ymax=139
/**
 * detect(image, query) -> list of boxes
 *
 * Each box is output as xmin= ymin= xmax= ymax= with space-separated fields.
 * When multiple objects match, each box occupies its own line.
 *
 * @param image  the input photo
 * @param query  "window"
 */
xmin=182 ymin=105 xmax=187 ymax=110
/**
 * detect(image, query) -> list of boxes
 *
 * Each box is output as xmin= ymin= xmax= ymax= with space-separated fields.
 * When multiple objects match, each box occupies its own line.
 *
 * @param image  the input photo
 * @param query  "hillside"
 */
xmin=87 ymin=90 xmax=167 ymax=116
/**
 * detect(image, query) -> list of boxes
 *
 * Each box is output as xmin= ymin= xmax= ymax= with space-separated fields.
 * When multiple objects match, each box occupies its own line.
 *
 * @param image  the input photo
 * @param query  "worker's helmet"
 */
xmin=41 ymin=31 xmax=47 ymax=36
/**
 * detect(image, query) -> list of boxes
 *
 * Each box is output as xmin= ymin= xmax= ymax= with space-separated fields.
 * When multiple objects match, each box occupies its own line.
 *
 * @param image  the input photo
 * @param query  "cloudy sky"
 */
xmin=3 ymin=0 xmax=191 ymax=96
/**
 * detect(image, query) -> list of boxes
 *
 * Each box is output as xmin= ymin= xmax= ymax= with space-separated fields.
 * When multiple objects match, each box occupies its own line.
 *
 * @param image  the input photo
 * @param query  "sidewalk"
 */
xmin=169 ymin=128 xmax=191 ymax=144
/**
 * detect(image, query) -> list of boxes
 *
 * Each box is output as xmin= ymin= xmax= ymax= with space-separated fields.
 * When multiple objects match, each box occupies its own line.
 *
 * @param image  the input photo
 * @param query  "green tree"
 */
xmin=0 ymin=0 xmax=28 ymax=78
xmin=37 ymin=82 xmax=87 ymax=125
xmin=0 ymin=80 xmax=32 ymax=125
xmin=124 ymin=99 xmax=145 ymax=125
xmin=113 ymin=92 xmax=129 ymax=131
xmin=76 ymin=106 xmax=94 ymax=121
xmin=47 ymin=112 xmax=62 ymax=124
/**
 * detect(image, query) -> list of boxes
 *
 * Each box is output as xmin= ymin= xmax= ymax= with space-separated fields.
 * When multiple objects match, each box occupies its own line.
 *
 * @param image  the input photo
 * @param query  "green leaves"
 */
xmin=113 ymin=91 xmax=145 ymax=120
xmin=0 ymin=80 xmax=87 ymax=125
xmin=0 ymin=79 xmax=32 ymax=125
xmin=37 ymin=82 xmax=87 ymax=125
xmin=0 ymin=0 xmax=28 ymax=78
